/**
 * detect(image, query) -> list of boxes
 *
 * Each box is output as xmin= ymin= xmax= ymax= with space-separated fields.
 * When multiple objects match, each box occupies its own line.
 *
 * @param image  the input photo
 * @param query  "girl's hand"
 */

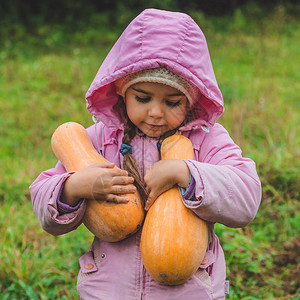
xmin=144 ymin=159 xmax=190 ymax=210
xmin=61 ymin=162 xmax=136 ymax=206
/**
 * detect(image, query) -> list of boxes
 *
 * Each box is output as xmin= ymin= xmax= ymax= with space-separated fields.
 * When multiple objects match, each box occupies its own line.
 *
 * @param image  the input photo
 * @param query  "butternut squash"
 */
xmin=140 ymin=133 xmax=208 ymax=285
xmin=51 ymin=122 xmax=145 ymax=242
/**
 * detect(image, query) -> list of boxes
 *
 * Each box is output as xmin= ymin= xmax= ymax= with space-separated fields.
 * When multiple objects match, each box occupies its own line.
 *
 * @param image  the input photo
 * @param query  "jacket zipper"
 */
xmin=141 ymin=137 xmax=145 ymax=179
xmin=141 ymin=138 xmax=145 ymax=300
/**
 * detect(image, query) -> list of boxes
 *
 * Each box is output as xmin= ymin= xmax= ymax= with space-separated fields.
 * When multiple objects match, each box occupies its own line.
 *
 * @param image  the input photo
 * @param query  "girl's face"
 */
xmin=125 ymin=82 xmax=188 ymax=138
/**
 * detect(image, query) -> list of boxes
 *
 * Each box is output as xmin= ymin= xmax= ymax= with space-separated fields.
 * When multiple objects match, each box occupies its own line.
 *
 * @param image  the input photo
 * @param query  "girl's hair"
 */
xmin=121 ymin=100 xmax=149 ymax=206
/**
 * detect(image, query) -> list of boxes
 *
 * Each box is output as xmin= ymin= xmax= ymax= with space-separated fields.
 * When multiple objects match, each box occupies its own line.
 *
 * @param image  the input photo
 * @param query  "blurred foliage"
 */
xmin=1 ymin=0 xmax=300 ymax=29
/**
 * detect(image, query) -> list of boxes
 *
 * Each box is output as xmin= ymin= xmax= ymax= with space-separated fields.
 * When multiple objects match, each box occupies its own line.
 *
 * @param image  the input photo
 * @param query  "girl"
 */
xmin=30 ymin=8 xmax=261 ymax=299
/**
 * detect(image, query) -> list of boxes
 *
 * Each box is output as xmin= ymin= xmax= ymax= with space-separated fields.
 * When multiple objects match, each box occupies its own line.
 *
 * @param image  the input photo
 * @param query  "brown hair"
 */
xmin=121 ymin=100 xmax=149 ymax=206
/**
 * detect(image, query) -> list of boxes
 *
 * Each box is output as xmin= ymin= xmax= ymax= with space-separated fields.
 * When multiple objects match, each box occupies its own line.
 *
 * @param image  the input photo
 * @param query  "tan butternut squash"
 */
xmin=140 ymin=133 xmax=208 ymax=285
xmin=51 ymin=122 xmax=145 ymax=242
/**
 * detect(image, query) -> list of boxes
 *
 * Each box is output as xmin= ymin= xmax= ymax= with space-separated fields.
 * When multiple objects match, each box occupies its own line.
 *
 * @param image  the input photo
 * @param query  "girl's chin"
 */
xmin=137 ymin=124 xmax=177 ymax=138
xmin=146 ymin=133 xmax=161 ymax=138
xmin=136 ymin=126 xmax=164 ymax=138
xmin=141 ymin=130 xmax=161 ymax=138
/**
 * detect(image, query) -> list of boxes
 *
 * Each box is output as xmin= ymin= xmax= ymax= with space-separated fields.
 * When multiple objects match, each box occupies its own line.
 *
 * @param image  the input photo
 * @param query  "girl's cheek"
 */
xmin=170 ymin=111 xmax=186 ymax=126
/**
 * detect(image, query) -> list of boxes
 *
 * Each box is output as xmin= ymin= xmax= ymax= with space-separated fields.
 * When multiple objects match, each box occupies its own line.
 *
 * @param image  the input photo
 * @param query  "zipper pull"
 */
xmin=201 ymin=125 xmax=210 ymax=133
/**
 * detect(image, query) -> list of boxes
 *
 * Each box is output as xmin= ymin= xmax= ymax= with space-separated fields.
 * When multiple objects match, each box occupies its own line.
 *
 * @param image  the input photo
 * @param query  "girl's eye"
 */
xmin=135 ymin=96 xmax=151 ymax=103
xmin=166 ymin=100 xmax=181 ymax=107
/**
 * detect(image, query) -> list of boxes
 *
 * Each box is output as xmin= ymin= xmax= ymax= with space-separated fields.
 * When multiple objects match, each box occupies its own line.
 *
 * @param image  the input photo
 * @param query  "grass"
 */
xmin=1 ymin=4 xmax=299 ymax=299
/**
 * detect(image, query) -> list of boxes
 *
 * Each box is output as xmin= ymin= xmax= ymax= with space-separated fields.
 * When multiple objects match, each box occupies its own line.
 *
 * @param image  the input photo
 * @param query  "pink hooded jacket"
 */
xmin=30 ymin=9 xmax=261 ymax=300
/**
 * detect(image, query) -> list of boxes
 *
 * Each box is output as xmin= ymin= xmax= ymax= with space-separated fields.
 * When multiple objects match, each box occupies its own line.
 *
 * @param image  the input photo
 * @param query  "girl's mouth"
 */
xmin=146 ymin=123 xmax=163 ymax=130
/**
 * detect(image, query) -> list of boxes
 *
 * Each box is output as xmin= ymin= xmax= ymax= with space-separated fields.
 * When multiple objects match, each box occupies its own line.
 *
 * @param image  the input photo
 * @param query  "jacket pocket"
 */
xmin=193 ymin=250 xmax=215 ymax=291
xmin=77 ymin=251 xmax=99 ymax=285
xmin=194 ymin=269 xmax=211 ymax=287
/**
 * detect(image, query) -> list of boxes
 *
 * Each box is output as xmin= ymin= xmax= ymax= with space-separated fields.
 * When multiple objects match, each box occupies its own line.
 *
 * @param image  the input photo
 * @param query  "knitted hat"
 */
xmin=115 ymin=67 xmax=199 ymax=105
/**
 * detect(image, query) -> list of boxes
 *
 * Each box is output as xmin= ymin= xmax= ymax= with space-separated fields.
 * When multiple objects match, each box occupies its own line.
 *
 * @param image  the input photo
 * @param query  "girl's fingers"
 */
xmin=112 ymin=184 xmax=136 ymax=195
xmin=144 ymin=200 xmax=151 ymax=211
xmin=144 ymin=197 xmax=154 ymax=211
xmin=91 ymin=162 xmax=129 ymax=177
xmin=92 ymin=162 xmax=115 ymax=168
xmin=106 ymin=194 xmax=130 ymax=204
xmin=112 ymin=175 xmax=134 ymax=186
xmin=144 ymin=190 xmax=160 ymax=211
xmin=145 ymin=185 xmax=150 ymax=194
xmin=107 ymin=168 xmax=129 ymax=177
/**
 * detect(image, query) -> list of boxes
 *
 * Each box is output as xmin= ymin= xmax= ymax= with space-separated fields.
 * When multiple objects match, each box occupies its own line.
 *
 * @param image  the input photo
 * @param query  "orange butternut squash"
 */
xmin=140 ymin=133 xmax=208 ymax=285
xmin=51 ymin=122 xmax=145 ymax=242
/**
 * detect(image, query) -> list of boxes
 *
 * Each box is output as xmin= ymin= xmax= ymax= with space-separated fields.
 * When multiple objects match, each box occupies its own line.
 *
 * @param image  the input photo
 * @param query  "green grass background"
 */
xmin=1 ymin=4 xmax=299 ymax=299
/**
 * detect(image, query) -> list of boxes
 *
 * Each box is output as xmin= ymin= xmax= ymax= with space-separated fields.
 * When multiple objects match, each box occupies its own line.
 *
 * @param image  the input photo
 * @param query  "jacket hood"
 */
xmin=86 ymin=8 xmax=224 ymax=131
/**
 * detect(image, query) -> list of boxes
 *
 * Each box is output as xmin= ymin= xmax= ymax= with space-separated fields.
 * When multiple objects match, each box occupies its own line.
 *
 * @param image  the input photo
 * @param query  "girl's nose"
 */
xmin=148 ymin=103 xmax=163 ymax=118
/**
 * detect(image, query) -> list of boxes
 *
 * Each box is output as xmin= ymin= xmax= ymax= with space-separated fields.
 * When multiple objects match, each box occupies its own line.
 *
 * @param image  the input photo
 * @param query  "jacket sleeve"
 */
xmin=29 ymin=161 xmax=87 ymax=236
xmin=182 ymin=123 xmax=262 ymax=228
xmin=29 ymin=123 xmax=109 ymax=236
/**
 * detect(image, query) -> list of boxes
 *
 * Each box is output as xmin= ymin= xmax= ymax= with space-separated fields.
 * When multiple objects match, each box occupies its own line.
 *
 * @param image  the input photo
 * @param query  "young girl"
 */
xmin=30 ymin=8 xmax=261 ymax=299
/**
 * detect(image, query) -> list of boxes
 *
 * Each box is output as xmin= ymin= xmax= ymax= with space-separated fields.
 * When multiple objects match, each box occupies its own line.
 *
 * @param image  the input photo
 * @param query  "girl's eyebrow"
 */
xmin=131 ymin=87 xmax=185 ymax=97
xmin=167 ymin=92 xmax=185 ymax=97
